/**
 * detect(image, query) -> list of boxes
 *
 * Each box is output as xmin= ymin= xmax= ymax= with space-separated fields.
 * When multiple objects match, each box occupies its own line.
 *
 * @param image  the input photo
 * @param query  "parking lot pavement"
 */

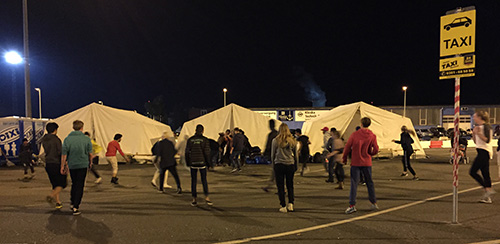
xmin=1 ymin=148 xmax=499 ymax=244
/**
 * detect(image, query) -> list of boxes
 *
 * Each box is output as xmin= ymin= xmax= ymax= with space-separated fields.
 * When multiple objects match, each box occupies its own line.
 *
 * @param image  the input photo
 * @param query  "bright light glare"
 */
xmin=4 ymin=51 xmax=23 ymax=64
xmin=223 ymin=88 xmax=228 ymax=92
xmin=402 ymin=86 xmax=408 ymax=91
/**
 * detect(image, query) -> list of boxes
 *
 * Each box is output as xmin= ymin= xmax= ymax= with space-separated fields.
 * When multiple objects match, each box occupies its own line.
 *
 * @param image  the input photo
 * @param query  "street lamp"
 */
xmin=34 ymin=88 xmax=41 ymax=119
xmin=4 ymin=51 xmax=23 ymax=64
xmin=223 ymin=88 xmax=227 ymax=107
xmin=402 ymin=86 xmax=408 ymax=117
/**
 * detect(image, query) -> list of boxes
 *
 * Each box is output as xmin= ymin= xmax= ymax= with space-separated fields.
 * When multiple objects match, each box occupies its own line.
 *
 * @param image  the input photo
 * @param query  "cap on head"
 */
xmin=321 ymin=127 xmax=329 ymax=132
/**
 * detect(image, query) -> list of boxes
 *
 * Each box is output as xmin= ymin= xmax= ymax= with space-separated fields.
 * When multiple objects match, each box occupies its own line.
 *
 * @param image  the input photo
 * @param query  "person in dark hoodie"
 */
xmin=185 ymin=124 xmax=212 ymax=206
xmin=19 ymin=138 xmax=35 ymax=179
xmin=262 ymin=120 xmax=279 ymax=192
xmin=157 ymin=133 xmax=182 ymax=194
xmin=230 ymin=128 xmax=245 ymax=173
xmin=343 ymin=117 xmax=379 ymax=214
xmin=392 ymin=126 xmax=419 ymax=180
xmin=41 ymin=122 xmax=67 ymax=209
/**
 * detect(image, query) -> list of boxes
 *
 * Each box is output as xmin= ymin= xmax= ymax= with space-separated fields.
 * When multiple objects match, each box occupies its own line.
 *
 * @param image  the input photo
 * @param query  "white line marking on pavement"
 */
xmin=469 ymin=240 xmax=500 ymax=244
xmin=215 ymin=182 xmax=499 ymax=244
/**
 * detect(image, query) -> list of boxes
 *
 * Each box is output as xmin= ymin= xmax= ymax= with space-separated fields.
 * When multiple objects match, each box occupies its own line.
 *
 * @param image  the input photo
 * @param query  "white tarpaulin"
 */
xmin=302 ymin=102 xmax=426 ymax=158
xmin=53 ymin=103 xmax=172 ymax=156
xmin=177 ymin=104 xmax=281 ymax=157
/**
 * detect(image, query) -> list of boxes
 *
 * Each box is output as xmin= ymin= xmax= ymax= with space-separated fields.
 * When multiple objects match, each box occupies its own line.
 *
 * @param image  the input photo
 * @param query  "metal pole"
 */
xmin=37 ymin=88 xmax=41 ymax=119
xmin=452 ymin=76 xmax=460 ymax=224
xmin=223 ymin=89 xmax=227 ymax=107
xmin=403 ymin=89 xmax=407 ymax=117
xmin=22 ymin=0 xmax=32 ymax=118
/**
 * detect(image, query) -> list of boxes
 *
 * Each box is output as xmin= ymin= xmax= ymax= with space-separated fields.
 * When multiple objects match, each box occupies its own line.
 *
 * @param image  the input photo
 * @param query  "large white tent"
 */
xmin=177 ymin=103 xmax=281 ymax=158
xmin=53 ymin=103 xmax=173 ymax=157
xmin=302 ymin=102 xmax=426 ymax=158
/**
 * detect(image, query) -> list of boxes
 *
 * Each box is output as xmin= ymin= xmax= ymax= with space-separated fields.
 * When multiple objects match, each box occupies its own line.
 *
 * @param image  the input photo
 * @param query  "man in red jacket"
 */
xmin=342 ymin=117 xmax=379 ymax=214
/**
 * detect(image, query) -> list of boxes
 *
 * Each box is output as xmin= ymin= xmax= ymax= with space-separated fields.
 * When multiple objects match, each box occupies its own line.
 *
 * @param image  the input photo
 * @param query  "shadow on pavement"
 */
xmin=46 ymin=210 xmax=113 ymax=244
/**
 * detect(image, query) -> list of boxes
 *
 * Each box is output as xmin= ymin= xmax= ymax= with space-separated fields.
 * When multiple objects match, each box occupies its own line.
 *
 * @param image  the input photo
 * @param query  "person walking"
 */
xmin=343 ymin=117 xmax=379 ymax=214
xmin=230 ymin=128 xmax=245 ymax=173
xmin=185 ymin=124 xmax=212 ymax=206
xmin=157 ymin=134 xmax=182 ymax=194
xmin=105 ymin=134 xmax=130 ymax=184
xmin=19 ymin=139 xmax=35 ymax=179
xmin=151 ymin=132 xmax=173 ymax=189
xmin=41 ymin=122 xmax=67 ymax=209
xmin=272 ymin=123 xmax=298 ymax=213
xmin=61 ymin=120 xmax=92 ymax=216
xmin=84 ymin=132 xmax=103 ymax=184
xmin=295 ymin=129 xmax=310 ymax=176
xmin=392 ymin=126 xmax=419 ymax=180
xmin=262 ymin=120 xmax=278 ymax=192
xmin=327 ymin=130 xmax=345 ymax=189
xmin=470 ymin=111 xmax=495 ymax=204
xmin=325 ymin=128 xmax=337 ymax=183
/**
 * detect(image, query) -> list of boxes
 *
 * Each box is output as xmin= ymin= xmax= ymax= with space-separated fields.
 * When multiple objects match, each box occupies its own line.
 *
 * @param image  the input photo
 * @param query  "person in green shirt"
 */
xmin=61 ymin=120 xmax=92 ymax=216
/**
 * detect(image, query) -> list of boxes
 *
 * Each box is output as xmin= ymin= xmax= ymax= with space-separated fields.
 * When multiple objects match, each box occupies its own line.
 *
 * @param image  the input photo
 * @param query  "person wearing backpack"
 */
xmin=185 ymin=124 xmax=212 ymax=206
xmin=470 ymin=111 xmax=495 ymax=204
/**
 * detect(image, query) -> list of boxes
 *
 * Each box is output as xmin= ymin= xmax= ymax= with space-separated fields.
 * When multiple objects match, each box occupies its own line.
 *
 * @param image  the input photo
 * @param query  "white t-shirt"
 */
xmin=475 ymin=125 xmax=493 ymax=159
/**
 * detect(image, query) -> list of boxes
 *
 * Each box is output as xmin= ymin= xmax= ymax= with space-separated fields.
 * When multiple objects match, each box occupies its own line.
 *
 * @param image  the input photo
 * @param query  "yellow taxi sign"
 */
xmin=440 ymin=10 xmax=475 ymax=57
xmin=439 ymin=55 xmax=475 ymax=79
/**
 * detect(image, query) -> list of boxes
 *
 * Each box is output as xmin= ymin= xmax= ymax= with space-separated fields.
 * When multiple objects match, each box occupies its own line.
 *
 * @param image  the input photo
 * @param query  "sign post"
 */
xmin=440 ymin=6 xmax=475 ymax=224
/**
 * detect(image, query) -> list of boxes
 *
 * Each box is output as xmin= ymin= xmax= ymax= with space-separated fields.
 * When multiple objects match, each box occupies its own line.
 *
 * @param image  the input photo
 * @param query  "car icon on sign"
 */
xmin=444 ymin=17 xmax=472 ymax=31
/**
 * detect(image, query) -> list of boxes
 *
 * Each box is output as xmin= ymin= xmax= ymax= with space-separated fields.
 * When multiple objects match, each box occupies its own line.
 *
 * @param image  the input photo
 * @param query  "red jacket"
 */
xmin=105 ymin=140 xmax=125 ymax=157
xmin=342 ymin=128 xmax=379 ymax=167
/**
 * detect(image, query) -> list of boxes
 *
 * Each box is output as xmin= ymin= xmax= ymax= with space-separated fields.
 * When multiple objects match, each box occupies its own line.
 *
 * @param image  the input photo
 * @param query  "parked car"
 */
xmin=446 ymin=128 xmax=469 ymax=139
xmin=430 ymin=127 xmax=447 ymax=138
xmin=417 ymin=128 xmax=433 ymax=139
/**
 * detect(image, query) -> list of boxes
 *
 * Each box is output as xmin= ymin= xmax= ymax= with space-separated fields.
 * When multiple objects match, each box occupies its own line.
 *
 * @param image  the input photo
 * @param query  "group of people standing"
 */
xmin=35 ymin=110 xmax=497 ymax=216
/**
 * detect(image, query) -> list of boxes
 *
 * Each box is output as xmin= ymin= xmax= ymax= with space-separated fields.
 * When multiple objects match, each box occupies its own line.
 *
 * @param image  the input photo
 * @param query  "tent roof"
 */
xmin=53 ymin=103 xmax=172 ymax=155
xmin=177 ymin=103 xmax=281 ymax=155
xmin=302 ymin=101 xmax=426 ymax=157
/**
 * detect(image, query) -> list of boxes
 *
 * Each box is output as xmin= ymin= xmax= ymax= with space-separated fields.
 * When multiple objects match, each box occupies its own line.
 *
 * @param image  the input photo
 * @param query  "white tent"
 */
xmin=302 ymin=102 xmax=426 ymax=158
xmin=177 ymin=103 xmax=282 ymax=157
xmin=53 ymin=103 xmax=173 ymax=157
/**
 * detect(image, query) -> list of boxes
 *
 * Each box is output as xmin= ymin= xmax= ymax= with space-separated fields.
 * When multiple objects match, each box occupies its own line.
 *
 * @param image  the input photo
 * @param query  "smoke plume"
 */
xmin=294 ymin=66 xmax=327 ymax=107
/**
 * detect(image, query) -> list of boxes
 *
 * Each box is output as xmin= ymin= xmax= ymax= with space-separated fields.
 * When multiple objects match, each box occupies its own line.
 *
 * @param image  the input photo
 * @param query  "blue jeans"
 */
xmin=349 ymin=166 xmax=376 ymax=206
xmin=231 ymin=151 xmax=242 ymax=169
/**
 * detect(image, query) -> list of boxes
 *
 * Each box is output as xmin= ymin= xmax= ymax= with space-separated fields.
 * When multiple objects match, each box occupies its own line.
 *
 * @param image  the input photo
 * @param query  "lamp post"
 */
xmin=223 ymin=88 xmax=227 ymax=107
xmin=4 ymin=51 xmax=23 ymax=114
xmin=34 ymin=88 xmax=41 ymax=119
xmin=402 ymin=86 xmax=408 ymax=117
xmin=23 ymin=0 xmax=32 ymax=118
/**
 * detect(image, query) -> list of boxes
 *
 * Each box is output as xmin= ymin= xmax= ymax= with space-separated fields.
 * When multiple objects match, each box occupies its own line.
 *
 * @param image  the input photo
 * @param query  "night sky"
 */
xmin=1 ymin=1 xmax=499 ymax=121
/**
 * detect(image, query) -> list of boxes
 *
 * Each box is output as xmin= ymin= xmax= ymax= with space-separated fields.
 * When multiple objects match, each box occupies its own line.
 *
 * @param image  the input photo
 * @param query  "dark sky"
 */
xmin=1 ymin=1 xmax=499 ymax=120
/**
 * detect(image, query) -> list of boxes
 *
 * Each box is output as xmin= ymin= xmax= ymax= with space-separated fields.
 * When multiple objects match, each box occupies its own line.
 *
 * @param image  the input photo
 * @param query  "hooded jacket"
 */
xmin=342 ymin=128 xmax=379 ymax=167
xmin=41 ymin=133 xmax=62 ymax=165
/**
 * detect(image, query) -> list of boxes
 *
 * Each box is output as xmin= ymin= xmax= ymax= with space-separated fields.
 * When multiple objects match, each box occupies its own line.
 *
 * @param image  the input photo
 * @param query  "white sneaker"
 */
xmin=484 ymin=189 xmax=497 ymax=198
xmin=94 ymin=177 xmax=102 ymax=184
xmin=345 ymin=206 xmax=357 ymax=214
xmin=287 ymin=203 xmax=294 ymax=212
xmin=279 ymin=206 xmax=287 ymax=213
xmin=370 ymin=203 xmax=379 ymax=211
xmin=479 ymin=197 xmax=492 ymax=204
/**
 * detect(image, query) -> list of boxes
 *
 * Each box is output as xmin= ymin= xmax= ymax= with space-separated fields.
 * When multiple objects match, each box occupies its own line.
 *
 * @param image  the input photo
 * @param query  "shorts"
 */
xmin=45 ymin=164 xmax=67 ymax=189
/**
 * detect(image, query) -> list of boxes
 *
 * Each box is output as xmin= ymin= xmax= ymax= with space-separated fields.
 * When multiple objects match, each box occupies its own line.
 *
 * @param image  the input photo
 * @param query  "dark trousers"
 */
xmin=274 ymin=163 xmax=295 ymax=207
xmin=190 ymin=167 xmax=208 ymax=198
xmin=334 ymin=162 xmax=345 ymax=182
xmin=231 ymin=151 xmax=242 ymax=169
xmin=299 ymin=154 xmax=309 ymax=170
xmin=89 ymin=167 xmax=100 ymax=178
xmin=69 ymin=168 xmax=87 ymax=209
xmin=327 ymin=157 xmax=335 ymax=181
xmin=22 ymin=160 xmax=34 ymax=174
xmin=349 ymin=166 xmax=376 ymax=206
xmin=470 ymin=149 xmax=492 ymax=188
xmin=402 ymin=150 xmax=416 ymax=175
xmin=159 ymin=165 xmax=181 ymax=191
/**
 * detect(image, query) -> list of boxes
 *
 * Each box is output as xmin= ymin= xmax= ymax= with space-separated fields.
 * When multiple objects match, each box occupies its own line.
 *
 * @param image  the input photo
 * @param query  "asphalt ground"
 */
xmin=1 ymin=148 xmax=499 ymax=244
